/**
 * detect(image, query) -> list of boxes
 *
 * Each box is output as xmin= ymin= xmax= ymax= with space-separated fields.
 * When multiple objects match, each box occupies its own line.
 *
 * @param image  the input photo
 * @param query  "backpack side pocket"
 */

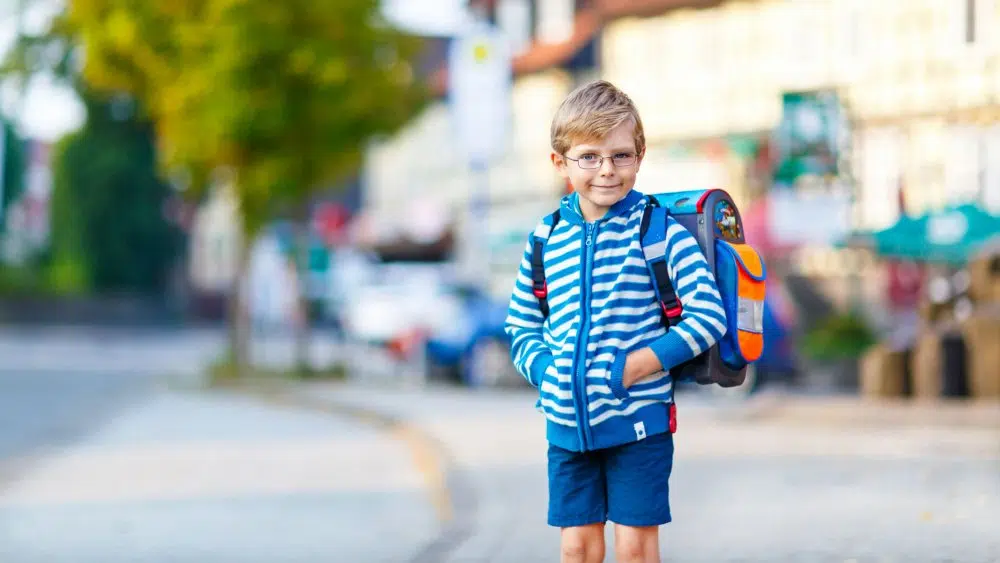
xmin=714 ymin=240 xmax=767 ymax=369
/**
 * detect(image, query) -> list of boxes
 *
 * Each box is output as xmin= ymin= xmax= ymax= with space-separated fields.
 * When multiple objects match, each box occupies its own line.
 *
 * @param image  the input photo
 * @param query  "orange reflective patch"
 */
xmin=733 ymin=244 xmax=764 ymax=277
xmin=731 ymin=243 xmax=766 ymax=301
xmin=738 ymin=330 xmax=764 ymax=362
xmin=738 ymin=268 xmax=766 ymax=301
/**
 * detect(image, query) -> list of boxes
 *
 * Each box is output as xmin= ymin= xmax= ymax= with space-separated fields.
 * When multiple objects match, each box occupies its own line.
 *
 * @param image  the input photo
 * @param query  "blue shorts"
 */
xmin=547 ymin=430 xmax=674 ymax=528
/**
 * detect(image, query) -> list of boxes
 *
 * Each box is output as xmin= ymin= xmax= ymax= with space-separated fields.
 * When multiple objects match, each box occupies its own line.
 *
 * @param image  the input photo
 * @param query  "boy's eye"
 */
xmin=613 ymin=152 xmax=633 ymax=159
xmin=579 ymin=154 xmax=599 ymax=161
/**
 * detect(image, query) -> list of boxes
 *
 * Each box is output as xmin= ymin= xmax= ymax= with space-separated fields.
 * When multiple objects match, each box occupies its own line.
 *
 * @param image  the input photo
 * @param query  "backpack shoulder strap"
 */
xmin=530 ymin=209 xmax=560 ymax=318
xmin=639 ymin=196 xmax=683 ymax=328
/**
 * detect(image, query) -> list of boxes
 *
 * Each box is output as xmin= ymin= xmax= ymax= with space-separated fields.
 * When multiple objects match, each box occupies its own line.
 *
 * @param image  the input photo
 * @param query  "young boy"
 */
xmin=504 ymin=80 xmax=727 ymax=563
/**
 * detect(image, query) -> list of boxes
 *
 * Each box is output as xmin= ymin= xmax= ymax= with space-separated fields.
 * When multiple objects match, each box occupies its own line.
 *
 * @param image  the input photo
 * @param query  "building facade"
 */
xmin=599 ymin=0 xmax=1000 ymax=308
xmin=361 ymin=0 xmax=598 ymax=298
xmin=362 ymin=0 xmax=1000 ymax=304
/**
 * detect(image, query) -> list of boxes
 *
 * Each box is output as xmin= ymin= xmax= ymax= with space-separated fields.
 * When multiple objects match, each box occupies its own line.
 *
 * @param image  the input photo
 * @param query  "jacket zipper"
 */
xmin=573 ymin=222 xmax=596 ymax=450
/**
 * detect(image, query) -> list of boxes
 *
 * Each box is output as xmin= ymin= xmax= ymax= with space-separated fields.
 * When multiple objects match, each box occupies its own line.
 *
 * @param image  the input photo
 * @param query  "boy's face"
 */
xmin=551 ymin=120 xmax=643 ymax=222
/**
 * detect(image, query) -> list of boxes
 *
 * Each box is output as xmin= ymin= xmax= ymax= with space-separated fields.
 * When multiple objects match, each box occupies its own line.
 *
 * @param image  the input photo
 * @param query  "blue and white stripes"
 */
xmin=505 ymin=190 xmax=727 ymax=452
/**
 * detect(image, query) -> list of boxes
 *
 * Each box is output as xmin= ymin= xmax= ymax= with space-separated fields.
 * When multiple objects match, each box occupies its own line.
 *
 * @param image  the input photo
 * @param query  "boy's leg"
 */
xmin=560 ymin=524 xmax=605 ymax=563
xmin=547 ymin=443 xmax=607 ymax=563
xmin=613 ymin=524 xmax=659 ymax=563
xmin=604 ymin=429 xmax=675 ymax=563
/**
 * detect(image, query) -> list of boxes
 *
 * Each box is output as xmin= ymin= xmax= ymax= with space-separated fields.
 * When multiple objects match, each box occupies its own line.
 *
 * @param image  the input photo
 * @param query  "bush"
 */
xmin=207 ymin=356 xmax=347 ymax=387
xmin=801 ymin=312 xmax=877 ymax=362
xmin=0 ymin=265 xmax=42 ymax=296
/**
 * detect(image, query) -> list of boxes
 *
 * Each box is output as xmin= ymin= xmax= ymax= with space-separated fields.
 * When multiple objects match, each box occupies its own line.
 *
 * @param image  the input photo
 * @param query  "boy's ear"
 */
xmin=551 ymin=152 xmax=569 ymax=178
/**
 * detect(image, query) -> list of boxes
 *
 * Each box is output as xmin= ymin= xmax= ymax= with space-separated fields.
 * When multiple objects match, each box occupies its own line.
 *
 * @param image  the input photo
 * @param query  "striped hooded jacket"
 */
xmin=504 ymin=189 xmax=727 ymax=452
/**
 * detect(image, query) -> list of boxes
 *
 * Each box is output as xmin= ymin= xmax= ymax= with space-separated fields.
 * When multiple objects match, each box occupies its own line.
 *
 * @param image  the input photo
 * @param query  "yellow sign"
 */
xmin=473 ymin=43 xmax=490 ymax=64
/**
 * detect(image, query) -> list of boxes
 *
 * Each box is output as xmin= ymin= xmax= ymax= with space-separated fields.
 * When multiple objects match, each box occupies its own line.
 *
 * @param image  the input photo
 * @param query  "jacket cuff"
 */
xmin=648 ymin=332 xmax=695 ymax=374
xmin=608 ymin=351 xmax=629 ymax=399
xmin=528 ymin=353 xmax=554 ymax=387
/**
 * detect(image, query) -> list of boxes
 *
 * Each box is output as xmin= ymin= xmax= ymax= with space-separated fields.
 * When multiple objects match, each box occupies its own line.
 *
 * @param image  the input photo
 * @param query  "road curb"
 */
xmin=222 ymin=381 xmax=478 ymax=563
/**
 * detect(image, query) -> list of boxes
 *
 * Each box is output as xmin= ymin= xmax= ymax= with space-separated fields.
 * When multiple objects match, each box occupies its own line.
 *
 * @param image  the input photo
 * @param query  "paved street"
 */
xmin=0 ymin=327 xmax=998 ymax=562
xmin=295 ymin=384 xmax=1000 ymax=563
xmin=0 ymin=328 xmax=437 ymax=563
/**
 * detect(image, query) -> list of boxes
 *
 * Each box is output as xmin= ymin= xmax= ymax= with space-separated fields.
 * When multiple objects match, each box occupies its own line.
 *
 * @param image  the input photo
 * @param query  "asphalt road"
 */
xmin=2 ymin=327 xmax=998 ymax=562
xmin=0 ymin=328 xmax=437 ymax=563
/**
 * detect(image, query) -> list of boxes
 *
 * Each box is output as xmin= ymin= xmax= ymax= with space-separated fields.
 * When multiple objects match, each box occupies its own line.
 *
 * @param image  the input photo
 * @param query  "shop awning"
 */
xmin=840 ymin=204 xmax=1000 ymax=265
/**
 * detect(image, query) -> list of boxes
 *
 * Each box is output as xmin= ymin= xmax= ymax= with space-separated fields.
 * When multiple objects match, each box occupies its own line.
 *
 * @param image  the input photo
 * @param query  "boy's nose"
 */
xmin=599 ymin=157 xmax=616 ymax=175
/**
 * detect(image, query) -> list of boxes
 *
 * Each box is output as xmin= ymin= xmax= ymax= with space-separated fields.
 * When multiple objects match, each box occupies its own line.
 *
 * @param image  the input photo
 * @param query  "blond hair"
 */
xmin=550 ymin=80 xmax=645 ymax=156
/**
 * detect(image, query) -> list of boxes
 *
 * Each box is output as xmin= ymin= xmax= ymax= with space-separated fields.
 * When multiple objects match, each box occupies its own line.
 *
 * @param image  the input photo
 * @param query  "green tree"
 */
xmin=1 ymin=118 xmax=26 ymax=230
xmin=62 ymin=0 xmax=427 ymax=375
xmin=50 ymin=94 xmax=184 ymax=294
xmin=2 ymin=21 xmax=184 ymax=297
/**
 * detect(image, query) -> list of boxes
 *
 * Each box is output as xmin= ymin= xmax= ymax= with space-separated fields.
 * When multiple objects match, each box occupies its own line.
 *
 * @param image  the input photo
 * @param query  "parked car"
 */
xmin=423 ymin=285 xmax=524 ymax=388
xmin=423 ymin=281 xmax=800 ymax=394
xmin=338 ymin=261 xmax=463 ymax=346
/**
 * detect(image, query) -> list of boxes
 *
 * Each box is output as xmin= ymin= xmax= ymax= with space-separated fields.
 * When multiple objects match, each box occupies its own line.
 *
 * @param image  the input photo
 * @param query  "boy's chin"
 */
xmin=583 ymin=190 xmax=627 ymax=208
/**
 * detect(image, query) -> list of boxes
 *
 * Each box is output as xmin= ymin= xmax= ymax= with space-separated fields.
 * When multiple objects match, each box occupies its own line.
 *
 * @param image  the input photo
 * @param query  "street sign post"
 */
xmin=448 ymin=20 xmax=512 ymax=289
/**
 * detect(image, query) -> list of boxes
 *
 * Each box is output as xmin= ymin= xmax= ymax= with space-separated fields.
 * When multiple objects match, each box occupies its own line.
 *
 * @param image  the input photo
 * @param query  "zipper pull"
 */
xmin=586 ymin=224 xmax=593 ymax=246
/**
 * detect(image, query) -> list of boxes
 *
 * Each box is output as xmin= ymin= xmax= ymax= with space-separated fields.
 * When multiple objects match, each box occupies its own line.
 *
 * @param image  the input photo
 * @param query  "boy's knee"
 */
xmin=560 ymin=524 xmax=605 ymax=563
xmin=614 ymin=537 xmax=644 ymax=562
xmin=561 ymin=540 xmax=586 ymax=561
xmin=614 ymin=525 xmax=658 ymax=563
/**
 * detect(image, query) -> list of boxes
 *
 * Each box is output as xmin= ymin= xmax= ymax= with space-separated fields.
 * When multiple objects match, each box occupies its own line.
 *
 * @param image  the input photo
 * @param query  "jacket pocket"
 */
xmin=608 ymin=350 xmax=629 ymax=400
xmin=536 ymin=364 xmax=574 ymax=418
xmin=607 ymin=350 xmax=673 ymax=402
xmin=622 ymin=371 xmax=673 ymax=403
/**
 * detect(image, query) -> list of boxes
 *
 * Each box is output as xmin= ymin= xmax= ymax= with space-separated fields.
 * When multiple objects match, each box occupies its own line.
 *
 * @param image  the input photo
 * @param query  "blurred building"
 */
xmin=598 ymin=0 xmax=1000 ymax=307
xmin=363 ymin=0 xmax=1000 ymax=307
xmin=362 ymin=0 xmax=603 ymax=298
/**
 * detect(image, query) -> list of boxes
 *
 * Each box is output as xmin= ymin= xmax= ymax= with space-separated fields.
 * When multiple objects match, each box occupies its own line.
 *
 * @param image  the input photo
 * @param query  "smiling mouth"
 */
xmin=591 ymin=184 xmax=621 ymax=189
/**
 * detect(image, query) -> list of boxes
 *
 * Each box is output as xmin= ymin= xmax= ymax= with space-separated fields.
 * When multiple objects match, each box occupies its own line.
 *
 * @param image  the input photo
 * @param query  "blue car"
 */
xmin=426 ymin=285 xmax=799 ymax=392
xmin=423 ymin=286 xmax=521 ymax=387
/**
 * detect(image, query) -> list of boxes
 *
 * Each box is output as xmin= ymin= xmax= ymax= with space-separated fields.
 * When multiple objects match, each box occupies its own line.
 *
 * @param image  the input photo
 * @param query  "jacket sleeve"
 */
xmin=645 ymin=217 xmax=728 ymax=371
xmin=504 ymin=231 xmax=555 ymax=388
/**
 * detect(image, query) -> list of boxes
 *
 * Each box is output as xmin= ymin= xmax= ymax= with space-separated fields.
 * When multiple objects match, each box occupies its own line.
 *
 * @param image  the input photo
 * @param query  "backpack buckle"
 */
xmin=661 ymin=302 xmax=683 ymax=318
xmin=532 ymin=282 xmax=548 ymax=299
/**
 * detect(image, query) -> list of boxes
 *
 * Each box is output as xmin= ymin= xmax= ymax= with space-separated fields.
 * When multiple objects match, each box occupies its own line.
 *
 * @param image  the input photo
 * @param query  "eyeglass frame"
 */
xmin=561 ymin=151 xmax=640 ymax=170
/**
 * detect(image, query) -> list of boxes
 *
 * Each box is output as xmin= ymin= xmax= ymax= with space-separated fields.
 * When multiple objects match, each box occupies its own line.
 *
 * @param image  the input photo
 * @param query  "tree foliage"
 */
xmin=64 ymin=0 xmax=427 ymax=237
xmin=52 ymin=0 xmax=428 ymax=374
xmin=1 ymin=17 xmax=183 ymax=296
xmin=50 ymin=97 xmax=184 ymax=294
xmin=1 ymin=119 xmax=26 ymax=227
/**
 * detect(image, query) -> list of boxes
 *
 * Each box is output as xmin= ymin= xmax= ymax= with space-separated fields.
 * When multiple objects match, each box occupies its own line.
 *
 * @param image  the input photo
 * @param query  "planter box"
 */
xmin=962 ymin=314 xmax=1000 ymax=399
xmin=911 ymin=331 xmax=943 ymax=399
xmin=860 ymin=344 xmax=907 ymax=398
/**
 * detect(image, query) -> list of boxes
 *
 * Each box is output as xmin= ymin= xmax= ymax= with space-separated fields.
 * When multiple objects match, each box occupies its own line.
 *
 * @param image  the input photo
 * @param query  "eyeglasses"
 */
xmin=563 ymin=152 xmax=638 ymax=170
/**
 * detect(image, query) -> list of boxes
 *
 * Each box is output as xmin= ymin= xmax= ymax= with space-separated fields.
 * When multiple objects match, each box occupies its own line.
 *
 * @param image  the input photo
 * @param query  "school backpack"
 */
xmin=530 ymin=189 xmax=766 ymax=388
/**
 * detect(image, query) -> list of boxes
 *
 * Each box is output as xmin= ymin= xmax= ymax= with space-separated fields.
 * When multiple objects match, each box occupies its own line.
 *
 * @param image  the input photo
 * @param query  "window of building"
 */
xmin=982 ymin=126 xmax=1000 ymax=215
xmin=958 ymin=0 xmax=993 ymax=48
xmin=965 ymin=0 xmax=977 ymax=44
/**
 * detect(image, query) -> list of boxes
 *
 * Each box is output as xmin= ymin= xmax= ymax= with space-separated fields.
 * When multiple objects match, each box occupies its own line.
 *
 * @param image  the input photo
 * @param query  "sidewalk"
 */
xmin=0 ymin=388 xmax=438 ymax=563
xmin=271 ymin=381 xmax=1000 ymax=563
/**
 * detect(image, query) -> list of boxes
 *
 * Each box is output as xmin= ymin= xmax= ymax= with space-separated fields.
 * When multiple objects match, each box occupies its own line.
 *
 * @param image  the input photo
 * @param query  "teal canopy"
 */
xmin=841 ymin=203 xmax=1000 ymax=265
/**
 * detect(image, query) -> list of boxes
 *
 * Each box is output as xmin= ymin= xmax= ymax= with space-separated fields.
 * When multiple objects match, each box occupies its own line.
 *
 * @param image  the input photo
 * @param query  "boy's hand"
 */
xmin=622 ymin=347 xmax=664 ymax=389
